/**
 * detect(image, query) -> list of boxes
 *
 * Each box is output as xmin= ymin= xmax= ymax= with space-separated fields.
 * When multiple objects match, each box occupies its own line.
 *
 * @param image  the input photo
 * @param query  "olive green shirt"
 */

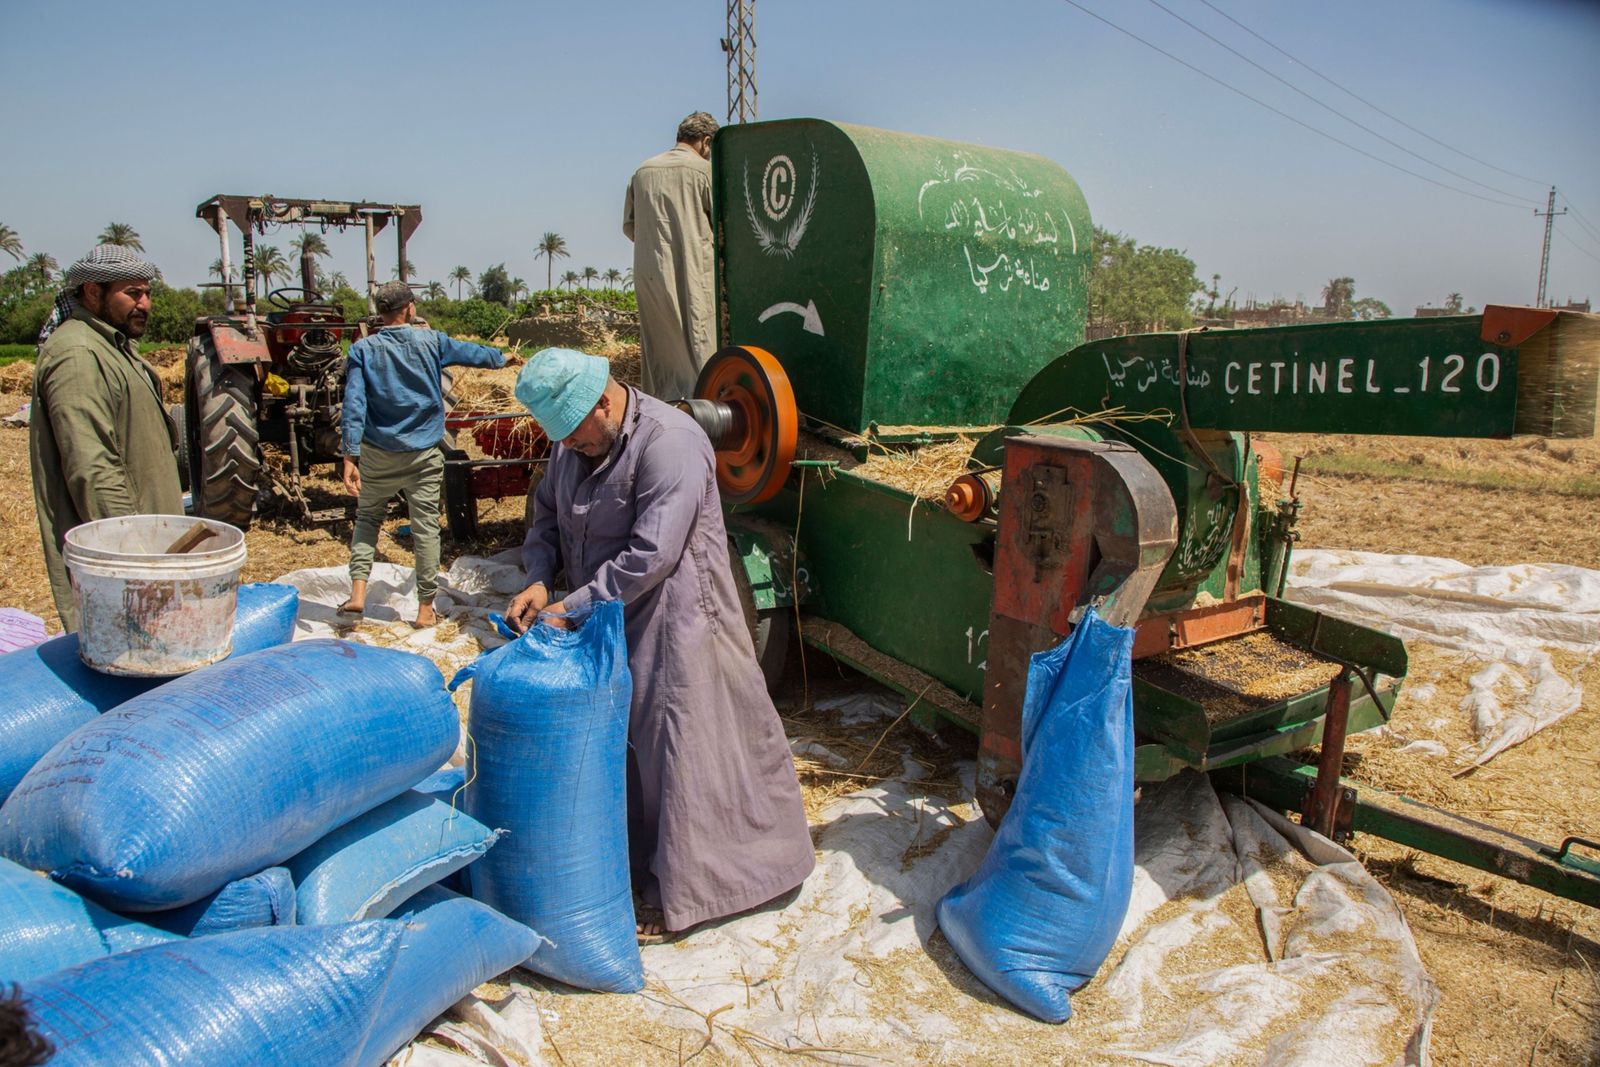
xmin=30 ymin=307 xmax=182 ymax=630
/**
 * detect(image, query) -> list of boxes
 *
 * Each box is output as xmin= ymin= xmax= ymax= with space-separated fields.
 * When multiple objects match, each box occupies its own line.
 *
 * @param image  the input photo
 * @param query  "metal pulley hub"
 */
xmin=685 ymin=345 xmax=798 ymax=505
xmin=678 ymin=398 xmax=748 ymax=451
xmin=945 ymin=470 xmax=1003 ymax=523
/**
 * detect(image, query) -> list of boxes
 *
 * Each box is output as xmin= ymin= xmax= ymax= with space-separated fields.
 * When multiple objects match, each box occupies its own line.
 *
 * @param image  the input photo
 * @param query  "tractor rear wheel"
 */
xmin=730 ymin=544 xmax=791 ymax=692
xmin=185 ymin=334 xmax=261 ymax=529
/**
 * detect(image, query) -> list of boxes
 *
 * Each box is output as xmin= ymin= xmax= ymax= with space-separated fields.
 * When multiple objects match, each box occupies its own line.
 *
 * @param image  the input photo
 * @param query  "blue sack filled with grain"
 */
xmin=450 ymin=599 xmax=640 ymax=992
xmin=0 ymin=638 xmax=457 ymax=911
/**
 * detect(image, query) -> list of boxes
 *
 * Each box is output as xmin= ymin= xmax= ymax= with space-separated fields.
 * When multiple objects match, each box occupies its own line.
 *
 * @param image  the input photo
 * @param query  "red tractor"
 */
xmin=185 ymin=195 xmax=422 ymax=528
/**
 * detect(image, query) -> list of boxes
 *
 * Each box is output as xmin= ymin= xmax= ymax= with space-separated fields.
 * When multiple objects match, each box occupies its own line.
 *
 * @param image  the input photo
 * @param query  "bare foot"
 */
xmin=339 ymin=580 xmax=368 ymax=616
xmin=413 ymin=601 xmax=437 ymax=629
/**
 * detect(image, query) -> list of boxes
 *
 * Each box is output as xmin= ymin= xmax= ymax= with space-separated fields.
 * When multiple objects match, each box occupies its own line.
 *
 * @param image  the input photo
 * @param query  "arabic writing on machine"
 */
xmin=1101 ymin=351 xmax=1505 ymax=399
xmin=917 ymin=153 xmax=1076 ymax=297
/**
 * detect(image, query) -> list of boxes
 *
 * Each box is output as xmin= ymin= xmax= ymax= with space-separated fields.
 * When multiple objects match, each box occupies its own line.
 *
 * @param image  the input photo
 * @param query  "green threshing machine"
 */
xmin=682 ymin=119 xmax=1600 ymax=905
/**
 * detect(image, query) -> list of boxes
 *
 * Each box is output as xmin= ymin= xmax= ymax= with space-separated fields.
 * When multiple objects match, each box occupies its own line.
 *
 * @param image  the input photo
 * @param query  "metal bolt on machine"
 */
xmin=684 ymin=119 xmax=1600 ymax=906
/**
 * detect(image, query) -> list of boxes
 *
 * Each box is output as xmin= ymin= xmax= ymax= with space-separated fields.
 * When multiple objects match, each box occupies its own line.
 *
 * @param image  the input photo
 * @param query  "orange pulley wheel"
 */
xmin=688 ymin=346 xmax=798 ymax=505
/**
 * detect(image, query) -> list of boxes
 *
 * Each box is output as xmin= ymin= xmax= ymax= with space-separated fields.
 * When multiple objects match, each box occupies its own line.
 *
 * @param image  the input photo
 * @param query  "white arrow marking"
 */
xmin=758 ymin=299 xmax=825 ymax=336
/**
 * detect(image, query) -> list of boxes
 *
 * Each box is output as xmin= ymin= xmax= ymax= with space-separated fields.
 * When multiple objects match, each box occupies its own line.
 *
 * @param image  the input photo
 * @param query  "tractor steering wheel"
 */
xmin=265 ymin=287 xmax=322 ymax=309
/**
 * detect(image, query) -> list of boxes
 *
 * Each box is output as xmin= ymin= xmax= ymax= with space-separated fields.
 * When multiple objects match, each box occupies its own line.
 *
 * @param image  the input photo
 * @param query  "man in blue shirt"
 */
xmin=340 ymin=281 xmax=505 ymax=627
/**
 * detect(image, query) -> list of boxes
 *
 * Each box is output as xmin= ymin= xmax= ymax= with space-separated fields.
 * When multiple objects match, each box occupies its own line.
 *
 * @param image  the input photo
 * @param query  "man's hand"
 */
xmin=342 ymin=457 xmax=361 ymax=496
xmin=541 ymin=600 xmax=572 ymax=630
xmin=505 ymin=582 xmax=550 ymax=634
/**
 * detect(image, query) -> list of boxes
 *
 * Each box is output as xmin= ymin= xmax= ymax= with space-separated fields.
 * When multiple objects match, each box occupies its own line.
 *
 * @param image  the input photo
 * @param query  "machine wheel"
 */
xmin=168 ymin=403 xmax=190 ymax=494
xmin=185 ymin=334 xmax=261 ymax=529
xmin=730 ymin=541 xmax=791 ymax=692
xmin=443 ymin=446 xmax=477 ymax=541
xmin=693 ymin=347 xmax=798 ymax=505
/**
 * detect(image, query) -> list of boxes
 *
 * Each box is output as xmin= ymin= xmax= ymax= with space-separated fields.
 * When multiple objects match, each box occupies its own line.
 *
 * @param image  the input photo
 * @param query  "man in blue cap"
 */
xmin=507 ymin=348 xmax=813 ymax=940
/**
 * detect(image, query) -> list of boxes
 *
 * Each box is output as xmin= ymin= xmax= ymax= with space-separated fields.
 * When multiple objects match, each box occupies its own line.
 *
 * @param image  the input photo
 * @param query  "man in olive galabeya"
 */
xmin=30 ymin=244 xmax=182 ymax=631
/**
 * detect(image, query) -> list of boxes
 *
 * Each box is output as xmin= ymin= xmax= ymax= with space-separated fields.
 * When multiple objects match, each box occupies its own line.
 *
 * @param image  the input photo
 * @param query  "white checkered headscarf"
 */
xmin=37 ymin=244 xmax=160 ymax=347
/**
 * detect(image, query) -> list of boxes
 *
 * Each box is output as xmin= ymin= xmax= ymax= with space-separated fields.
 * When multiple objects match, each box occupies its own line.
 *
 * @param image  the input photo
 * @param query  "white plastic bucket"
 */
xmin=64 ymin=515 xmax=248 ymax=676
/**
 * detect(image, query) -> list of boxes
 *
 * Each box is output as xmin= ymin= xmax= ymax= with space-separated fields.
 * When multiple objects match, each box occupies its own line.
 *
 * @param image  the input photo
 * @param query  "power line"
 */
xmin=1059 ymin=0 xmax=1534 ymax=210
xmin=1144 ymin=0 xmax=1541 ymax=207
xmin=1557 ymin=192 xmax=1600 ymax=248
xmin=1555 ymin=229 xmax=1600 ymax=270
xmin=1194 ymin=0 xmax=1549 ymax=189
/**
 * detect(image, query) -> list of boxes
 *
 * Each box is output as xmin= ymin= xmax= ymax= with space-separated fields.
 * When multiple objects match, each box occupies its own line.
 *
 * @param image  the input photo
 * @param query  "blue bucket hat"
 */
xmin=514 ymin=348 xmax=610 ymax=442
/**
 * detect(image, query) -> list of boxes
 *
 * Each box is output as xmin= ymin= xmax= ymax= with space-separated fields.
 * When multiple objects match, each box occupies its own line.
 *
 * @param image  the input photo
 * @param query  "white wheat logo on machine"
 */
xmin=743 ymin=150 xmax=819 ymax=258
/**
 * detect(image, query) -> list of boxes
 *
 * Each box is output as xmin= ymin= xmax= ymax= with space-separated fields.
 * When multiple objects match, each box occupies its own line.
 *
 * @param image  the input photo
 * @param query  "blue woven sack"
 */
xmin=359 ymin=884 xmax=544 ymax=1063
xmin=141 ymin=866 xmax=296 ymax=936
xmin=450 ymin=601 xmax=641 ymax=992
xmin=0 ymin=639 xmax=458 ymax=911
xmin=287 ymin=767 xmax=502 ymax=924
xmin=18 ymin=895 xmax=542 ymax=1065
xmin=0 ymin=857 xmax=177 ymax=982
xmin=18 ymin=921 xmax=407 ymax=1066
xmin=935 ymin=608 xmax=1137 ymax=1023
xmin=0 ymin=582 xmax=300 ymax=804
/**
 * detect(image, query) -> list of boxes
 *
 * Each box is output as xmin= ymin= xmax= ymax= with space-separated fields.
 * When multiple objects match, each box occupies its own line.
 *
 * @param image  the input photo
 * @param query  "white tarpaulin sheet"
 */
xmin=276 ymin=557 xmax=1437 ymax=1067
xmin=1285 ymin=549 xmax=1598 ymax=766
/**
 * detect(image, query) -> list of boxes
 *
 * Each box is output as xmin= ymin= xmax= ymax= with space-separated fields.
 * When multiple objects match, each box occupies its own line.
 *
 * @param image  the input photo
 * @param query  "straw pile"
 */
xmin=852 ymin=437 xmax=981 ymax=500
xmin=1511 ymin=310 xmax=1599 ymax=438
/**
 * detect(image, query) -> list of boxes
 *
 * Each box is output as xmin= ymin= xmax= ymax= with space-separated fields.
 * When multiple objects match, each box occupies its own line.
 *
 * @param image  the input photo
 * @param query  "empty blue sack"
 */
xmin=287 ymin=767 xmax=501 ymax=924
xmin=935 ymin=608 xmax=1136 ymax=1023
xmin=0 ymin=856 xmax=177 ymax=983
xmin=141 ymin=866 xmax=297 ymax=936
xmin=0 ymin=582 xmax=301 ymax=804
xmin=451 ymin=600 xmax=641 ymax=993
xmin=0 ymin=639 xmax=458 ymax=911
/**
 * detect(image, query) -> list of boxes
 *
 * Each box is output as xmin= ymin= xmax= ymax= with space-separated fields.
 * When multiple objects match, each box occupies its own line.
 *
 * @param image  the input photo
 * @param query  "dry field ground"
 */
xmin=0 ymin=354 xmax=1595 ymax=1063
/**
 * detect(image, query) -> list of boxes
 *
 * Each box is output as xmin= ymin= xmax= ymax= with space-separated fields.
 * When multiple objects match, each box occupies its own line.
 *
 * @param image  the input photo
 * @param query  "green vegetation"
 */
xmin=96 ymin=223 xmax=144 ymax=251
xmin=1089 ymin=227 xmax=1203 ymax=336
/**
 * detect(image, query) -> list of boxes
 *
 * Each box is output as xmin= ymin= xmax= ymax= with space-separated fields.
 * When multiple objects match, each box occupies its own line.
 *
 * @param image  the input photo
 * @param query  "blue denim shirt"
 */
xmin=342 ymin=327 xmax=505 ymax=456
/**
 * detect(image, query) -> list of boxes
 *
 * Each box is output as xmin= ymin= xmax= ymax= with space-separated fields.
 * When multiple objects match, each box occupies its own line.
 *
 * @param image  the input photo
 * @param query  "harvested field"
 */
xmin=1 ymin=375 xmax=1596 ymax=1062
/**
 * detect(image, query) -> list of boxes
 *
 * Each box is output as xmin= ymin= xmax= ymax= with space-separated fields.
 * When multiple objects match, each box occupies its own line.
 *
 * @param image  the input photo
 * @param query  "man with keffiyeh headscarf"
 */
xmin=29 ymin=244 xmax=182 ymax=631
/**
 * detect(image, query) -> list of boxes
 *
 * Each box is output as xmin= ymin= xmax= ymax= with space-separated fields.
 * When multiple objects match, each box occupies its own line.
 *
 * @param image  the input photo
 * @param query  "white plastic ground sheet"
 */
xmin=276 ymin=556 xmax=1437 ymax=1067
xmin=1285 ymin=549 xmax=1599 ymax=767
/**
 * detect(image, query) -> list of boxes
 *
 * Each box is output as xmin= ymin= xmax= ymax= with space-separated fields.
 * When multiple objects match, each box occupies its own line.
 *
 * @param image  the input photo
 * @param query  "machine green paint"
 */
xmin=706 ymin=118 xmax=1600 ymax=903
xmin=711 ymin=118 xmax=1092 ymax=432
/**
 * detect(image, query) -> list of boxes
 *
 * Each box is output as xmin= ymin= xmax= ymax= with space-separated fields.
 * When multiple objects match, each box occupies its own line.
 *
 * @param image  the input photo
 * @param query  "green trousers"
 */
xmin=348 ymin=444 xmax=444 ymax=603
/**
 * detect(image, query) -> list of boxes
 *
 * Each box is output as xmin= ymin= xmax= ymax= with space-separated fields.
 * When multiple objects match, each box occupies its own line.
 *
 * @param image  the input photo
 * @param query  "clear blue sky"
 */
xmin=3 ymin=0 xmax=1597 ymax=315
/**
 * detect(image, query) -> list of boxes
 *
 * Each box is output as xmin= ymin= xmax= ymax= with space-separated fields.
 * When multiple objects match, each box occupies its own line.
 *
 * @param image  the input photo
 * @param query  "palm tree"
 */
xmin=535 ymin=232 xmax=569 ymax=291
xmin=290 ymin=233 xmax=330 ymax=286
xmin=98 ymin=223 xmax=143 ymax=251
xmin=208 ymin=258 xmax=234 ymax=282
xmin=560 ymin=270 xmax=580 ymax=291
xmin=253 ymin=245 xmax=289 ymax=291
xmin=581 ymin=266 xmax=599 ymax=290
xmin=509 ymin=277 xmax=530 ymax=302
xmin=449 ymin=265 xmax=473 ymax=300
xmin=26 ymin=252 xmax=58 ymax=280
xmin=0 ymin=224 xmax=22 ymax=261
xmin=424 ymin=281 xmax=447 ymax=300
xmin=1321 ymin=277 xmax=1355 ymax=319
xmin=326 ymin=270 xmax=350 ymax=292
xmin=602 ymin=268 xmax=623 ymax=289
xmin=391 ymin=259 xmax=418 ymax=281
xmin=622 ymin=268 xmax=633 ymax=291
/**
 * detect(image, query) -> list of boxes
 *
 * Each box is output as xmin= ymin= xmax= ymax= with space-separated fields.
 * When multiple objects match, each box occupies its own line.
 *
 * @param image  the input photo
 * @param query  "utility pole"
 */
xmin=722 ymin=0 xmax=757 ymax=124
xmin=1534 ymin=186 xmax=1566 ymax=307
